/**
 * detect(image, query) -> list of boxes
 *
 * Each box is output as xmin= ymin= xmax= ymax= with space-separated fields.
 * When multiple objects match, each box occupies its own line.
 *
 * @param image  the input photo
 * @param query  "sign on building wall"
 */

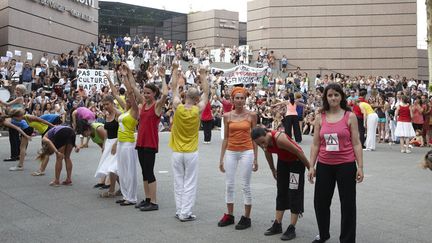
xmin=31 ymin=0 xmax=95 ymax=22
xmin=77 ymin=69 xmax=114 ymax=91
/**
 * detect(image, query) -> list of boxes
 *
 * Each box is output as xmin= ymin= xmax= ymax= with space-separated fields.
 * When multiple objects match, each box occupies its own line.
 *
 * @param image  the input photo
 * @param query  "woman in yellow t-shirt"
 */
xmin=106 ymin=64 xmax=139 ymax=206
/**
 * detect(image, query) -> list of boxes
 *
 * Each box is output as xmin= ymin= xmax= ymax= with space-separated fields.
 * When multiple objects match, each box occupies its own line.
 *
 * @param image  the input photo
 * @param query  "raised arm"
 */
xmin=155 ymin=66 xmax=168 ymax=116
xmin=171 ymin=63 xmax=181 ymax=110
xmin=197 ymin=67 xmax=209 ymax=112
xmin=122 ymin=74 xmax=139 ymax=120
xmin=104 ymin=72 xmax=126 ymax=110
xmin=124 ymin=64 xmax=144 ymax=105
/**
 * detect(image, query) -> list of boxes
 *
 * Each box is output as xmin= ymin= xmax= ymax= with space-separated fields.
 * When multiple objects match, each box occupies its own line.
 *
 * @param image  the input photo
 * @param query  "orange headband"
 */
xmin=231 ymin=87 xmax=247 ymax=98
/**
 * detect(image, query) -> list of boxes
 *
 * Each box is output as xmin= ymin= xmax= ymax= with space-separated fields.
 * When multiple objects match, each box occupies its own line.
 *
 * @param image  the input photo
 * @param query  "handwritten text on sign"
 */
xmin=77 ymin=69 xmax=114 ymax=91
xmin=211 ymin=65 xmax=267 ymax=86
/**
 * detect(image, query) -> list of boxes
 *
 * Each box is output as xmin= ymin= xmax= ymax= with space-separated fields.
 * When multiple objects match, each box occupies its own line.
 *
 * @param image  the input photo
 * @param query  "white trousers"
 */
xmin=172 ymin=151 xmax=199 ymax=218
xmin=390 ymin=120 xmax=397 ymax=142
xmin=365 ymin=113 xmax=379 ymax=150
xmin=224 ymin=150 xmax=254 ymax=205
xmin=117 ymin=142 xmax=138 ymax=203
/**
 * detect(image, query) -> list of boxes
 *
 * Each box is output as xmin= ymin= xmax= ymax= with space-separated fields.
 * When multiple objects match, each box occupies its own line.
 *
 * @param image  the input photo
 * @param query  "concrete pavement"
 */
xmin=0 ymin=132 xmax=431 ymax=243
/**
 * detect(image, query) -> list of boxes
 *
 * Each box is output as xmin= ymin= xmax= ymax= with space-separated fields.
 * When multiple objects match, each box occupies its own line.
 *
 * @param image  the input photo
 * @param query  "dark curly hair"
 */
xmin=321 ymin=83 xmax=351 ymax=112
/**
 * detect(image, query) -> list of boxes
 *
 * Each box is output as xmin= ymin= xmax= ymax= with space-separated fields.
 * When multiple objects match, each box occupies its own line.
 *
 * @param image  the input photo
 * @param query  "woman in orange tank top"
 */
xmin=218 ymin=86 xmax=258 ymax=230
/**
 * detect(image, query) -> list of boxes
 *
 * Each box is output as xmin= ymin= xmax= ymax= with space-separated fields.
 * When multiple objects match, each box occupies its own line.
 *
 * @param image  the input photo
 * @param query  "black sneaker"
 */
xmin=93 ymin=183 xmax=104 ymax=189
xmin=312 ymin=235 xmax=329 ymax=243
xmin=135 ymin=199 xmax=150 ymax=209
xmin=264 ymin=220 xmax=282 ymax=236
xmin=235 ymin=216 xmax=251 ymax=230
xmin=3 ymin=157 xmax=19 ymax=162
xmin=281 ymin=224 xmax=296 ymax=241
xmin=140 ymin=203 xmax=159 ymax=211
xmin=218 ymin=213 xmax=235 ymax=227
xmin=100 ymin=184 xmax=111 ymax=189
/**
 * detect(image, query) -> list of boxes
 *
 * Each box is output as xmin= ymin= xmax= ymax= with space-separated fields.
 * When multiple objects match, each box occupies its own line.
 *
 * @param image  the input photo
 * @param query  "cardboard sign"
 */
xmin=76 ymin=69 xmax=115 ymax=91
xmin=211 ymin=65 xmax=267 ymax=86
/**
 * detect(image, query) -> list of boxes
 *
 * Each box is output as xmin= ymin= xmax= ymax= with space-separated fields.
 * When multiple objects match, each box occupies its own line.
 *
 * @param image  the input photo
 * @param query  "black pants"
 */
xmin=202 ymin=120 xmax=213 ymax=142
xmin=276 ymin=160 xmax=305 ymax=214
xmin=137 ymin=148 xmax=156 ymax=183
xmin=283 ymin=115 xmax=302 ymax=143
xmin=357 ymin=117 xmax=365 ymax=148
xmin=8 ymin=127 xmax=20 ymax=158
xmin=314 ymin=162 xmax=357 ymax=243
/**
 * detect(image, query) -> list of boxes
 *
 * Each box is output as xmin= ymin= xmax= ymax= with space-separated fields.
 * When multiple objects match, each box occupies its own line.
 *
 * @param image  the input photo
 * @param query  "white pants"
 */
xmin=224 ymin=150 xmax=254 ymax=205
xmin=390 ymin=120 xmax=397 ymax=142
xmin=117 ymin=142 xmax=138 ymax=203
xmin=365 ymin=113 xmax=378 ymax=150
xmin=172 ymin=151 xmax=199 ymax=218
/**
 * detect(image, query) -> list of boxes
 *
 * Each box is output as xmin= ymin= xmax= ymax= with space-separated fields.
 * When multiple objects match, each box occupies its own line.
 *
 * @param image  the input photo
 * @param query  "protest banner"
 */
xmin=76 ymin=69 xmax=115 ymax=91
xmin=6 ymin=51 xmax=13 ymax=58
xmin=14 ymin=50 xmax=22 ymax=56
xmin=14 ymin=62 xmax=23 ymax=74
xmin=211 ymin=65 xmax=268 ymax=86
xmin=27 ymin=52 xmax=33 ymax=60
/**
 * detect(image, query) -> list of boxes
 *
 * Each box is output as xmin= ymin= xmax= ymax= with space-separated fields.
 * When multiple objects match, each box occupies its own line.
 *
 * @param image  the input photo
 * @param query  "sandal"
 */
xmin=31 ymin=171 xmax=45 ymax=176
xmin=116 ymin=199 xmax=125 ymax=204
xmin=61 ymin=180 xmax=73 ymax=186
xmin=99 ymin=191 xmax=115 ymax=198
xmin=120 ymin=201 xmax=135 ymax=206
xmin=49 ymin=181 xmax=60 ymax=187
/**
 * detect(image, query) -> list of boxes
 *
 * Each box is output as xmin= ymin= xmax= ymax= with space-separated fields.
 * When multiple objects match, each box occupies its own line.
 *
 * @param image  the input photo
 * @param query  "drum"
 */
xmin=0 ymin=87 xmax=10 ymax=102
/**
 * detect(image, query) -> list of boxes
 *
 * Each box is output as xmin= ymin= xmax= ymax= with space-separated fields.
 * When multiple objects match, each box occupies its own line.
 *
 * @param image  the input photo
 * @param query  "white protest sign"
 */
xmin=126 ymin=60 xmax=135 ymax=70
xmin=76 ymin=69 xmax=115 ymax=91
xmin=1 ymin=56 xmax=9 ymax=63
xmin=211 ymin=65 xmax=267 ymax=86
xmin=27 ymin=52 xmax=33 ymax=60
xmin=35 ymin=68 xmax=42 ymax=76
xmin=6 ymin=51 xmax=13 ymax=58
xmin=14 ymin=50 xmax=21 ymax=56
xmin=14 ymin=62 xmax=23 ymax=74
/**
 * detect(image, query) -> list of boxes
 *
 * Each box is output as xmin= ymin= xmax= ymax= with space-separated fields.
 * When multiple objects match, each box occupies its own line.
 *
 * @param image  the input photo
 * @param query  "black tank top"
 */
xmin=104 ymin=119 xmax=119 ymax=139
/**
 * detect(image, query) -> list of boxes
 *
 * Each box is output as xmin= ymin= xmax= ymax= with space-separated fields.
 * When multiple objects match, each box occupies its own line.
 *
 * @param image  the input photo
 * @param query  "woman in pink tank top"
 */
xmin=308 ymin=83 xmax=364 ymax=243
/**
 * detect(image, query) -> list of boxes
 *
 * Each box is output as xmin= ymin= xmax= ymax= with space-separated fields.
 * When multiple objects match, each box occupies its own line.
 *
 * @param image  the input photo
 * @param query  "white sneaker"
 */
xmin=401 ymin=150 xmax=406 ymax=153
xmin=179 ymin=214 xmax=196 ymax=222
xmin=9 ymin=166 xmax=23 ymax=171
xmin=406 ymin=150 xmax=412 ymax=154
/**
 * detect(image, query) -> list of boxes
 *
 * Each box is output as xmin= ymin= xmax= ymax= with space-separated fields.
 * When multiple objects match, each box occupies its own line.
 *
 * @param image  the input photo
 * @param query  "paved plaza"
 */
xmin=0 ymin=131 xmax=431 ymax=243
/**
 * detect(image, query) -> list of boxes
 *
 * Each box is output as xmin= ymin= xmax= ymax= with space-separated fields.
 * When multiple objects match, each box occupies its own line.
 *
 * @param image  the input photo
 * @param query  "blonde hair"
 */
xmin=294 ymin=92 xmax=302 ymax=99
xmin=15 ymin=84 xmax=27 ymax=95
xmin=36 ymin=142 xmax=52 ymax=162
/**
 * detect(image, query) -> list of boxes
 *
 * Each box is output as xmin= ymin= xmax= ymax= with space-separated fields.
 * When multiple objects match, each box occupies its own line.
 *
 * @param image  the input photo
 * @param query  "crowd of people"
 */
xmin=0 ymin=35 xmax=431 ymax=243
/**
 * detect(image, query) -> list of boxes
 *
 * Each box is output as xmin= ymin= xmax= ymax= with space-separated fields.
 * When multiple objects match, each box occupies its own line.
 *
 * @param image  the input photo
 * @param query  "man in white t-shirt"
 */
xmin=185 ymin=65 xmax=196 ymax=85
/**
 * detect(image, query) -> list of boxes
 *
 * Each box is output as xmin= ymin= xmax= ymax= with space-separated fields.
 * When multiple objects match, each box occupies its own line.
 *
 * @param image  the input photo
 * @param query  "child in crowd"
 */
xmin=409 ymin=130 xmax=424 ymax=147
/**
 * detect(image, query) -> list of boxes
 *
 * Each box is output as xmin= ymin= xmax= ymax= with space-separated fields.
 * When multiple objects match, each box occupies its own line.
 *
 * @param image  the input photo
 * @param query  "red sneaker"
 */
xmin=218 ymin=213 xmax=235 ymax=227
